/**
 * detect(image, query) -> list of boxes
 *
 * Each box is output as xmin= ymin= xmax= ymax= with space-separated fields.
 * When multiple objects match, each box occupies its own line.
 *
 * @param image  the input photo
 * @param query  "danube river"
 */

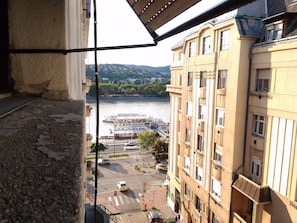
xmin=86 ymin=96 xmax=170 ymax=140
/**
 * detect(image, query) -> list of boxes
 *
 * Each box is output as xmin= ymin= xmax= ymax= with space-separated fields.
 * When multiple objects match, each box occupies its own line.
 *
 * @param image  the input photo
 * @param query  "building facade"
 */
xmin=167 ymin=0 xmax=297 ymax=222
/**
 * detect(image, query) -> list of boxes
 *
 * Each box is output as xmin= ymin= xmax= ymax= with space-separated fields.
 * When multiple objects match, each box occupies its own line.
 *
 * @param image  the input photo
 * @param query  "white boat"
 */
xmin=104 ymin=113 xmax=169 ymax=140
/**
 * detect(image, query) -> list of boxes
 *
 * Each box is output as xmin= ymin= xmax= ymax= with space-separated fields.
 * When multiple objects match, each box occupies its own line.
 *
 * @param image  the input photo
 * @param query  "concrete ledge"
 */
xmin=0 ymin=98 xmax=85 ymax=222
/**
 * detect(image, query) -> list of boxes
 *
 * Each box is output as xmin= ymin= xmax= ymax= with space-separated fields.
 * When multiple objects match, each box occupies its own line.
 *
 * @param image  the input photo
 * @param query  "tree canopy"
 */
xmin=151 ymin=139 xmax=168 ymax=163
xmin=137 ymin=130 xmax=158 ymax=149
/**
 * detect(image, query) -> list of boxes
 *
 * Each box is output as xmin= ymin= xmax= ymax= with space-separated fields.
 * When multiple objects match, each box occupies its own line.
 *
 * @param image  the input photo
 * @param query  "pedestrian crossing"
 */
xmin=100 ymin=192 xmax=142 ymax=207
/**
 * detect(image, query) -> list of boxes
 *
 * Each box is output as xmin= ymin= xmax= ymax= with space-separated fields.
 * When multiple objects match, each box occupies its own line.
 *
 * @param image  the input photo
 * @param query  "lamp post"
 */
xmin=113 ymin=123 xmax=115 ymax=156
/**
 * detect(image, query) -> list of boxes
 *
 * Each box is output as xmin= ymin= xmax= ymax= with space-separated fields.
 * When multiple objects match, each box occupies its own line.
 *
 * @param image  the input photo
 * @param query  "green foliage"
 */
xmin=151 ymin=139 xmax=168 ymax=162
xmin=90 ymin=142 xmax=106 ymax=153
xmin=88 ymin=82 xmax=169 ymax=97
xmin=137 ymin=130 xmax=158 ymax=149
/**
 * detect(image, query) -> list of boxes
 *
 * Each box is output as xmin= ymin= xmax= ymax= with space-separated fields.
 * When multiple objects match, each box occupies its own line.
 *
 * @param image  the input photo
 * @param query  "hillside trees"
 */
xmin=88 ymin=82 xmax=168 ymax=97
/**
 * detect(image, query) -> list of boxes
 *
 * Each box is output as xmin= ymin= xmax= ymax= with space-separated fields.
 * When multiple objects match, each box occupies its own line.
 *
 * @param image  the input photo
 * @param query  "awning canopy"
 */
xmin=126 ymin=0 xmax=257 ymax=42
xmin=232 ymin=174 xmax=271 ymax=204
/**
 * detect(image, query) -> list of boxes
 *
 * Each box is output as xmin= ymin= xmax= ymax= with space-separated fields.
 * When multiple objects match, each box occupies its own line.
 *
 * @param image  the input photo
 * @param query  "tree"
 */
xmin=151 ymin=139 xmax=168 ymax=163
xmin=90 ymin=142 xmax=106 ymax=153
xmin=137 ymin=130 xmax=157 ymax=149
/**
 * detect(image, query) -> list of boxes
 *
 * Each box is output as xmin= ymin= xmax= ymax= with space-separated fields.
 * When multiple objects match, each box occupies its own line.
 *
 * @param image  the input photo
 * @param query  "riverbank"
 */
xmin=86 ymin=95 xmax=169 ymax=103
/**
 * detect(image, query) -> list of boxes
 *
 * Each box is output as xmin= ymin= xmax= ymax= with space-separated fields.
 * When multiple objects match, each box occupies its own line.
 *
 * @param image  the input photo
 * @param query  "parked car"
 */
xmin=124 ymin=145 xmax=140 ymax=151
xmin=147 ymin=210 xmax=162 ymax=223
xmin=98 ymin=157 xmax=110 ymax=165
xmin=156 ymin=163 xmax=168 ymax=172
xmin=117 ymin=181 xmax=128 ymax=192
xmin=124 ymin=141 xmax=138 ymax=146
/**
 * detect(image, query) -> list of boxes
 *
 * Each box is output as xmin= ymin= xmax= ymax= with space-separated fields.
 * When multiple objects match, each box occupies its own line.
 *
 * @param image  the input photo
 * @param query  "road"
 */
xmin=86 ymin=154 xmax=167 ymax=213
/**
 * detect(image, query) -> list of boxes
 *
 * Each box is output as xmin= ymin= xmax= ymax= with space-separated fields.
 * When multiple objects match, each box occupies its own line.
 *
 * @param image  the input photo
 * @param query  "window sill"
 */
xmin=250 ymin=91 xmax=273 ymax=99
xmin=216 ymin=89 xmax=226 ymax=95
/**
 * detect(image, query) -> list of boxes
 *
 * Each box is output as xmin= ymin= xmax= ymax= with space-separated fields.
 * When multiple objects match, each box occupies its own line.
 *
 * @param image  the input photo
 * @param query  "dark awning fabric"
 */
xmin=232 ymin=174 xmax=271 ymax=204
xmin=126 ymin=0 xmax=257 ymax=42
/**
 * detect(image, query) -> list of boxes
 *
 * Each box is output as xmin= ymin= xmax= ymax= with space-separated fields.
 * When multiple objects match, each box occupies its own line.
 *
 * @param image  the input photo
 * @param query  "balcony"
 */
xmin=215 ymin=126 xmax=224 ymax=145
xmin=212 ymin=161 xmax=222 ymax=180
xmin=196 ymin=151 xmax=204 ymax=167
xmin=85 ymin=104 xmax=93 ymax=117
xmin=200 ymin=87 xmax=206 ymax=99
xmin=197 ymin=119 xmax=205 ymax=132
xmin=86 ymin=133 xmax=93 ymax=148
xmin=82 ymin=77 xmax=92 ymax=94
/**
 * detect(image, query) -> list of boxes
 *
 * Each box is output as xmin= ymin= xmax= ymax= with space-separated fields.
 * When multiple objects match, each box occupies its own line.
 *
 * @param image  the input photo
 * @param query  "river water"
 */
xmin=86 ymin=97 xmax=170 ymax=140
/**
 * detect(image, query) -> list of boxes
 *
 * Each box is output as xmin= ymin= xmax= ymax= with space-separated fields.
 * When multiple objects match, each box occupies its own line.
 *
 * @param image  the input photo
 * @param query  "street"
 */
xmin=86 ymin=153 xmax=167 ymax=214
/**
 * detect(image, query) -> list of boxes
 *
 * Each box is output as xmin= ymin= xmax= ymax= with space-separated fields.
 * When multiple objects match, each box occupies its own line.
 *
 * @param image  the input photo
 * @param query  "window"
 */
xmin=216 ymin=109 xmax=225 ymax=128
xmin=178 ymin=51 xmax=184 ymax=61
xmin=256 ymin=69 xmax=270 ymax=92
xmin=195 ymin=195 xmax=203 ymax=212
xmin=184 ymin=155 xmax=190 ymax=173
xmin=200 ymin=72 xmax=207 ymax=88
xmin=213 ymin=144 xmax=222 ymax=164
xmin=186 ymin=101 xmax=192 ymax=116
xmin=202 ymin=36 xmax=211 ymax=54
xmin=199 ymin=105 xmax=207 ymax=120
xmin=217 ymin=70 xmax=227 ymax=90
xmin=251 ymin=156 xmax=262 ymax=184
xmin=212 ymin=213 xmax=221 ymax=223
xmin=265 ymin=23 xmax=283 ymax=41
xmin=189 ymin=41 xmax=196 ymax=57
xmin=196 ymin=165 xmax=203 ymax=184
xmin=187 ymin=72 xmax=193 ymax=86
xmin=179 ymin=73 xmax=183 ymax=86
xmin=212 ymin=178 xmax=221 ymax=200
xmin=253 ymin=114 xmax=266 ymax=137
xmin=184 ymin=183 xmax=190 ymax=198
xmin=197 ymin=135 xmax=204 ymax=153
xmin=220 ymin=29 xmax=230 ymax=50
xmin=266 ymin=28 xmax=274 ymax=41
xmin=185 ymin=129 xmax=191 ymax=143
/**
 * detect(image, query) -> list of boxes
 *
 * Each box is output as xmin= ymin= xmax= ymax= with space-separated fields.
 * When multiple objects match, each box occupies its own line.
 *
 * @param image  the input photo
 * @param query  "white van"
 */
xmin=124 ymin=145 xmax=140 ymax=151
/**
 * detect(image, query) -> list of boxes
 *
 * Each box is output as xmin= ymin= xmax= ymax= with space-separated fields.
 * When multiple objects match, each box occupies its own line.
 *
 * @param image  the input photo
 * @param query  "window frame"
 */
xmin=256 ymin=69 xmax=270 ymax=92
xmin=185 ymin=128 xmax=191 ymax=143
xmin=265 ymin=22 xmax=283 ymax=41
xmin=189 ymin=41 xmax=196 ymax=57
xmin=200 ymin=71 xmax=207 ymax=88
xmin=211 ymin=177 xmax=221 ymax=200
xmin=250 ymin=156 xmax=262 ymax=184
xmin=217 ymin=70 xmax=227 ymax=90
xmin=216 ymin=108 xmax=225 ymax=128
xmin=202 ymin=36 xmax=211 ymax=54
xmin=184 ymin=155 xmax=190 ymax=173
xmin=199 ymin=104 xmax=207 ymax=120
xmin=252 ymin=114 xmax=266 ymax=137
xmin=186 ymin=101 xmax=192 ymax=117
xmin=220 ymin=29 xmax=230 ymax=51
xmin=213 ymin=144 xmax=222 ymax=164
xmin=197 ymin=135 xmax=204 ymax=153
xmin=195 ymin=165 xmax=203 ymax=184
xmin=187 ymin=72 xmax=193 ymax=87
xmin=184 ymin=183 xmax=190 ymax=198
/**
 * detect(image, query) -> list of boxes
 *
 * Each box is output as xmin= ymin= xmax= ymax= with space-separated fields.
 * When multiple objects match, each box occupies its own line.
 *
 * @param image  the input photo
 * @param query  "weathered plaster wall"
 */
xmin=0 ymin=98 xmax=85 ymax=222
xmin=8 ymin=0 xmax=85 ymax=100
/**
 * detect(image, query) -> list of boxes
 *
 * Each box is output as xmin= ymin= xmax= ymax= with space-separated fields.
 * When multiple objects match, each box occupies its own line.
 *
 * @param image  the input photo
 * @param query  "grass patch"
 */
xmin=134 ymin=165 xmax=146 ymax=173
xmin=86 ymin=153 xmax=129 ymax=160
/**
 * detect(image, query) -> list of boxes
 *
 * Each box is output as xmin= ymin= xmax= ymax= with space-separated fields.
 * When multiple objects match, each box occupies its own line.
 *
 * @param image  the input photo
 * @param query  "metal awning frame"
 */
xmin=4 ymin=0 xmax=258 ymax=54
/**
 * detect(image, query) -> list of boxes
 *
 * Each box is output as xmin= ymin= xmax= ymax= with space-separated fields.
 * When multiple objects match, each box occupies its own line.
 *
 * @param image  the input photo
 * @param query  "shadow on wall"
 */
xmin=264 ymin=191 xmax=293 ymax=223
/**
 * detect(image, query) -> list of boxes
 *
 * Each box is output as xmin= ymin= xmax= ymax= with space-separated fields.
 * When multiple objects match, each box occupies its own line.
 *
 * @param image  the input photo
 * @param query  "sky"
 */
xmin=85 ymin=0 xmax=224 ymax=67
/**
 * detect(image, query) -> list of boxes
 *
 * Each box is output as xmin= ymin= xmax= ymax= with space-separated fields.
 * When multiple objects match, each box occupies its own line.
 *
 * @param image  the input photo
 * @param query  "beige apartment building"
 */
xmin=167 ymin=0 xmax=297 ymax=222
